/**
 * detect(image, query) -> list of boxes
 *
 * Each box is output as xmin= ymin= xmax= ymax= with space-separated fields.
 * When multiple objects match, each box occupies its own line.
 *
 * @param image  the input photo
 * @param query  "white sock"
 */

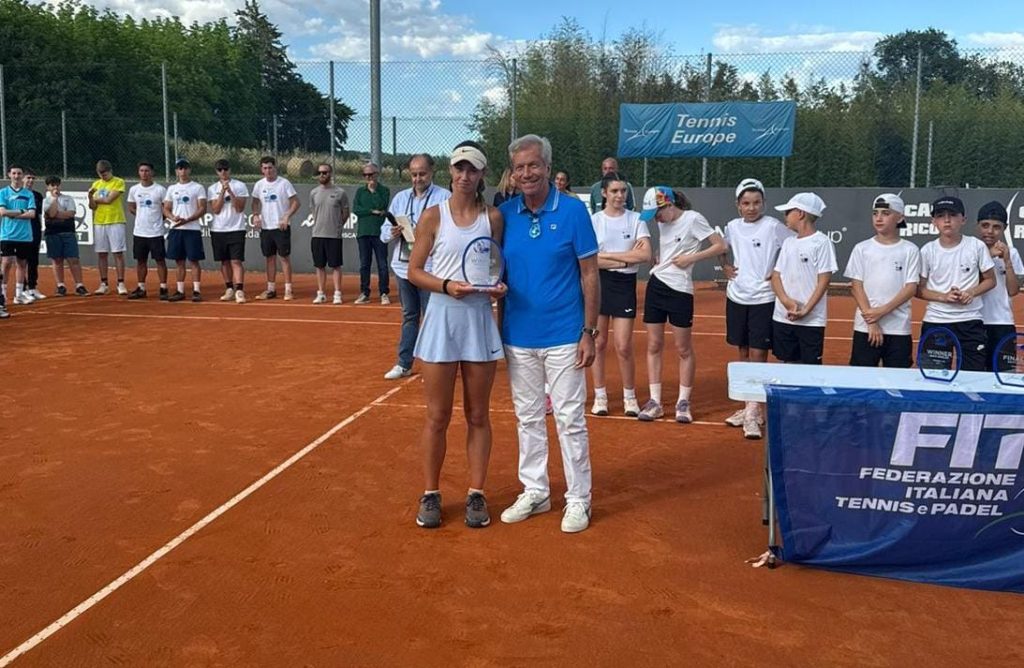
xmin=423 ymin=489 xmax=440 ymax=496
xmin=267 ymin=281 xmax=275 ymax=292
xmin=159 ymin=283 xmax=167 ymax=289
xmin=117 ymin=280 xmax=125 ymax=287
xmin=623 ymin=387 xmax=636 ymax=400
xmin=176 ymin=281 xmax=185 ymax=293
xmin=746 ymin=401 xmax=761 ymax=420
xmin=334 ymin=290 xmax=342 ymax=297
xmin=317 ymin=290 xmax=325 ymax=297
xmin=57 ymin=282 xmax=65 ymax=288
xmin=284 ymin=282 xmax=293 ymax=294
xmin=594 ymin=387 xmax=607 ymax=399
xmin=679 ymin=385 xmax=692 ymax=401
xmin=192 ymin=281 xmax=201 ymax=293
xmin=468 ymin=487 xmax=484 ymax=496
xmin=650 ymin=383 xmax=662 ymax=404
xmin=15 ymin=285 xmax=22 ymax=298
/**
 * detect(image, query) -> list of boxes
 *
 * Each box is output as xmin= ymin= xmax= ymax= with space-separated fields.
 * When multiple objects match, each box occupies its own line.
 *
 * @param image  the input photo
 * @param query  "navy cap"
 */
xmin=931 ymin=196 xmax=964 ymax=216
xmin=977 ymin=200 xmax=1008 ymax=224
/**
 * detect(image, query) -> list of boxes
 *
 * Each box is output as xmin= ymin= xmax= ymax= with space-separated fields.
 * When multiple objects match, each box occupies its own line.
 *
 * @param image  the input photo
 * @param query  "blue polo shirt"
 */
xmin=499 ymin=185 xmax=598 ymax=348
xmin=0 ymin=186 xmax=35 ymax=242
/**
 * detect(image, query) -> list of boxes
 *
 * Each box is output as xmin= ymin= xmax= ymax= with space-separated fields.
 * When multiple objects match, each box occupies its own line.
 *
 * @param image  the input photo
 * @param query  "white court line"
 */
xmin=376 ymin=401 xmax=725 ymax=427
xmin=24 ymin=311 xmax=399 ymax=326
xmin=0 ymin=377 xmax=418 ymax=667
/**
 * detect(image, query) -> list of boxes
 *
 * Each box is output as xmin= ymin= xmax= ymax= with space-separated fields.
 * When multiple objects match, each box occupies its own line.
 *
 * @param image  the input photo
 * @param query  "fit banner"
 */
xmin=616 ymin=101 xmax=796 ymax=159
xmin=766 ymin=385 xmax=1024 ymax=593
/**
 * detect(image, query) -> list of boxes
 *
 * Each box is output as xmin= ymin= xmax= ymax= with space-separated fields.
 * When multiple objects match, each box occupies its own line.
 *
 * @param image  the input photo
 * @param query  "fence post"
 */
xmin=0 ymin=65 xmax=8 ymax=172
xmin=162 ymin=62 xmax=170 ymax=180
xmin=780 ymin=157 xmax=786 ymax=188
xmin=272 ymin=114 xmax=279 ymax=157
xmin=369 ymin=0 xmax=382 ymax=166
xmin=510 ymin=57 xmax=518 ymax=143
xmin=391 ymin=116 xmax=397 ymax=177
xmin=926 ymin=120 xmax=934 ymax=188
xmin=642 ymin=158 xmax=648 ymax=188
xmin=329 ymin=60 xmax=336 ymax=171
xmin=61 ymin=110 xmax=68 ymax=179
xmin=173 ymin=112 xmax=179 ymax=159
xmin=701 ymin=53 xmax=712 ymax=188
xmin=910 ymin=46 xmax=922 ymax=188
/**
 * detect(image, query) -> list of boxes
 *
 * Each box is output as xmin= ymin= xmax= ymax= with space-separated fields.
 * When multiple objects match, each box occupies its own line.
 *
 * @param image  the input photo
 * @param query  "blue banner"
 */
xmin=617 ymin=101 xmax=796 ymax=159
xmin=766 ymin=385 xmax=1024 ymax=593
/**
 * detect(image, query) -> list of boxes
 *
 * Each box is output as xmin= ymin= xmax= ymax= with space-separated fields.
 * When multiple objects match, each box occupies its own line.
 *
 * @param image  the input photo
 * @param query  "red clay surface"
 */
xmin=1 ymin=270 xmax=1021 ymax=667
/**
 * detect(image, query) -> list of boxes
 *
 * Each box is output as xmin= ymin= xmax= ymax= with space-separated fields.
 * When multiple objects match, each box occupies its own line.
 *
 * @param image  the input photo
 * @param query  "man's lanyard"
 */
xmin=406 ymin=185 xmax=435 ymax=223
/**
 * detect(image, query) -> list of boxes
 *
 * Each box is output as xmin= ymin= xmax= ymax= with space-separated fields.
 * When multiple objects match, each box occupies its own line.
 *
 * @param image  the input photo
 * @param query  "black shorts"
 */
xmin=166 ymin=229 xmax=205 ymax=262
xmin=260 ymin=228 xmax=291 ymax=258
xmin=211 ymin=231 xmax=246 ymax=262
xmin=726 ymin=299 xmax=774 ymax=350
xmin=311 ymin=237 xmax=344 ymax=269
xmin=772 ymin=321 xmax=825 ymax=364
xmin=984 ymin=324 xmax=1018 ymax=372
xmin=849 ymin=331 xmax=913 ymax=368
xmin=920 ymin=320 xmax=987 ymax=372
xmin=599 ymin=270 xmax=638 ymax=318
xmin=642 ymin=274 xmax=694 ymax=328
xmin=0 ymin=240 xmax=34 ymax=260
xmin=133 ymin=235 xmax=166 ymax=263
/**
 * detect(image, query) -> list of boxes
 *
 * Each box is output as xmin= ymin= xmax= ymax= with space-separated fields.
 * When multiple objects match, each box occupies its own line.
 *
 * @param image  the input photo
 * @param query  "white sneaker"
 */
xmin=381 ymin=294 xmax=391 ymax=305
xmin=561 ymin=502 xmax=591 ymax=533
xmin=28 ymin=289 xmax=46 ymax=299
xmin=500 ymin=491 xmax=552 ymax=524
xmin=14 ymin=293 xmax=33 ymax=305
xmin=116 ymin=283 xmax=129 ymax=296
xmin=354 ymin=293 xmax=370 ymax=305
xmin=220 ymin=288 xmax=235 ymax=302
xmin=725 ymin=408 xmax=746 ymax=427
xmin=332 ymin=292 xmax=343 ymax=305
xmin=623 ymin=396 xmax=640 ymax=417
xmin=383 ymin=364 xmax=411 ymax=380
xmin=93 ymin=283 xmax=110 ymax=295
xmin=590 ymin=395 xmax=609 ymax=416
xmin=743 ymin=416 xmax=763 ymax=440
xmin=283 ymin=291 xmax=294 ymax=301
xmin=235 ymin=290 xmax=247 ymax=304
xmin=312 ymin=293 xmax=327 ymax=304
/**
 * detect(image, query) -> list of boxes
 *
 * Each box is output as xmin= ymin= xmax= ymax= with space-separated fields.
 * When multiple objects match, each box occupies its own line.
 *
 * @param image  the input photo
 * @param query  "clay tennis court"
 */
xmin=1 ymin=271 xmax=1021 ymax=667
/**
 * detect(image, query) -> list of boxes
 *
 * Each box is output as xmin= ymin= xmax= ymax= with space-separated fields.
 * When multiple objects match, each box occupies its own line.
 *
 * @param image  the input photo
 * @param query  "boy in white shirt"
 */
xmin=719 ymin=177 xmax=792 ymax=438
xmin=126 ymin=162 xmax=169 ymax=300
xmin=251 ymin=156 xmax=300 ymax=300
xmin=975 ymin=201 xmax=1022 ymax=371
xmin=770 ymin=192 xmax=837 ymax=365
xmin=844 ymin=194 xmax=921 ymax=368
xmin=917 ymin=196 xmax=995 ymax=372
xmin=162 ymin=158 xmax=207 ymax=302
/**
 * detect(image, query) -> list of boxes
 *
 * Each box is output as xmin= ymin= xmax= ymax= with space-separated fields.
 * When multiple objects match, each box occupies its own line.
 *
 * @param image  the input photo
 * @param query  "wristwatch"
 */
xmin=581 ymin=326 xmax=598 ymax=339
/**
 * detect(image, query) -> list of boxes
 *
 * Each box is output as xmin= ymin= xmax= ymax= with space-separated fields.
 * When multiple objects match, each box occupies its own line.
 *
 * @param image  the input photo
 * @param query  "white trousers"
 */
xmin=505 ymin=343 xmax=592 ymax=505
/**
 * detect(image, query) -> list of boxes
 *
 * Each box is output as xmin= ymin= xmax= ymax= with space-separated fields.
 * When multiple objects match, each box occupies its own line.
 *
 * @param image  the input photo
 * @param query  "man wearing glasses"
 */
xmin=381 ymin=154 xmax=450 ymax=379
xmin=208 ymin=159 xmax=250 ymax=303
xmin=88 ymin=159 xmax=129 ymax=295
xmin=497 ymin=134 xmax=600 ymax=534
xmin=309 ymin=163 xmax=349 ymax=305
xmin=251 ymin=156 xmax=299 ymax=300
xmin=352 ymin=163 xmax=391 ymax=305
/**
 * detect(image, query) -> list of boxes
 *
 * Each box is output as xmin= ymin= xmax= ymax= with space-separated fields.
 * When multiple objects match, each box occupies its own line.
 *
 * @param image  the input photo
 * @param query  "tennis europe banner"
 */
xmin=616 ymin=101 xmax=796 ymax=159
xmin=766 ymin=385 xmax=1024 ymax=593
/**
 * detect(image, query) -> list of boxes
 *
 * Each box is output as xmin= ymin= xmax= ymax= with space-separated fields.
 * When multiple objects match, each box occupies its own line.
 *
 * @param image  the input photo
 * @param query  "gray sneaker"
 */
xmin=465 ymin=492 xmax=490 ymax=528
xmin=416 ymin=492 xmax=442 ymax=528
xmin=637 ymin=399 xmax=664 ymax=421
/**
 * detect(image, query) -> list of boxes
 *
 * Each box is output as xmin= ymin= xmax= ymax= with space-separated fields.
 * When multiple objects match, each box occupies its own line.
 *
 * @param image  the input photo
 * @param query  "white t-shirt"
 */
xmin=650 ymin=210 xmax=715 ymax=294
xmin=979 ymin=246 xmax=1023 ymax=326
xmin=592 ymin=209 xmax=650 ymax=275
xmin=920 ymin=236 xmax=996 ymax=323
xmin=844 ymin=238 xmax=921 ymax=335
xmin=207 ymin=179 xmax=250 ymax=232
xmin=252 ymin=177 xmax=298 ymax=230
xmin=127 ymin=183 xmax=167 ymax=238
xmin=163 ymin=181 xmax=206 ymax=232
xmin=772 ymin=231 xmax=838 ymax=328
xmin=723 ymin=215 xmax=792 ymax=305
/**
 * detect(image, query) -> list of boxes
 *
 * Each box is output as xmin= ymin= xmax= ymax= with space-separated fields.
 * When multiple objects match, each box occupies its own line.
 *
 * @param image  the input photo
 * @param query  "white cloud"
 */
xmin=481 ymin=85 xmax=507 ymax=106
xmin=964 ymin=32 xmax=1024 ymax=48
xmin=712 ymin=25 xmax=883 ymax=53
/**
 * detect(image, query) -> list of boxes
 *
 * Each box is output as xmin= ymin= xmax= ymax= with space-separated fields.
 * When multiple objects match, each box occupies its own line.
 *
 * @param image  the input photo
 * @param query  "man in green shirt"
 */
xmin=352 ymin=162 xmax=391 ymax=304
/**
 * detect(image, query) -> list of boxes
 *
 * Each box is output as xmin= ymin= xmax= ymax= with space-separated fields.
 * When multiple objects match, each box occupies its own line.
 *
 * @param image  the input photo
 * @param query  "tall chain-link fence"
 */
xmin=3 ymin=48 xmax=1023 ymax=188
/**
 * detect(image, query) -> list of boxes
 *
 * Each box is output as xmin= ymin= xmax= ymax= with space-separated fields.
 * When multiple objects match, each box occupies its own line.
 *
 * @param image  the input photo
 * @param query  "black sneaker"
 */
xmin=74 ymin=285 xmax=89 ymax=297
xmin=465 ymin=492 xmax=490 ymax=528
xmin=159 ymin=288 xmax=169 ymax=301
xmin=0 ymin=305 xmax=9 ymax=319
xmin=167 ymin=291 xmax=186 ymax=302
xmin=127 ymin=287 xmax=146 ymax=300
xmin=191 ymin=292 xmax=202 ymax=303
xmin=56 ymin=285 xmax=68 ymax=297
xmin=416 ymin=492 xmax=442 ymax=528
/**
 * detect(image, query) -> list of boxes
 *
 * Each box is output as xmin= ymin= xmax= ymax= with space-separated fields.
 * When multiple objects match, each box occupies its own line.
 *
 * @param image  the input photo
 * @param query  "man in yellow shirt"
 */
xmin=88 ymin=159 xmax=128 ymax=295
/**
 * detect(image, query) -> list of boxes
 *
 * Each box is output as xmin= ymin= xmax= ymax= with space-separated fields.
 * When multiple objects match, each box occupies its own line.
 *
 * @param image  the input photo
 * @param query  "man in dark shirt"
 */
xmin=352 ymin=162 xmax=391 ymax=304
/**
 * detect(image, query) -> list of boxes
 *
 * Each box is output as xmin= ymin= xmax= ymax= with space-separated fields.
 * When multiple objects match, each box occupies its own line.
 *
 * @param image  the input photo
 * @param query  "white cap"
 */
xmin=450 ymin=145 xmax=487 ymax=170
xmin=872 ymin=193 xmax=905 ymax=214
xmin=774 ymin=192 xmax=826 ymax=217
xmin=735 ymin=178 xmax=764 ymax=199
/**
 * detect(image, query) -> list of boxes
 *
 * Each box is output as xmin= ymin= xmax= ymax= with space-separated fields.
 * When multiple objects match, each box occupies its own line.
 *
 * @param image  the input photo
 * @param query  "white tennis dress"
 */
xmin=413 ymin=201 xmax=504 ymax=363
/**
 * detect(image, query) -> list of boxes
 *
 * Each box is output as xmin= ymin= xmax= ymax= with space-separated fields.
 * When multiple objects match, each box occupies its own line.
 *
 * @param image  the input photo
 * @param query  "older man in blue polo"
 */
xmin=498 ymin=134 xmax=600 ymax=534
